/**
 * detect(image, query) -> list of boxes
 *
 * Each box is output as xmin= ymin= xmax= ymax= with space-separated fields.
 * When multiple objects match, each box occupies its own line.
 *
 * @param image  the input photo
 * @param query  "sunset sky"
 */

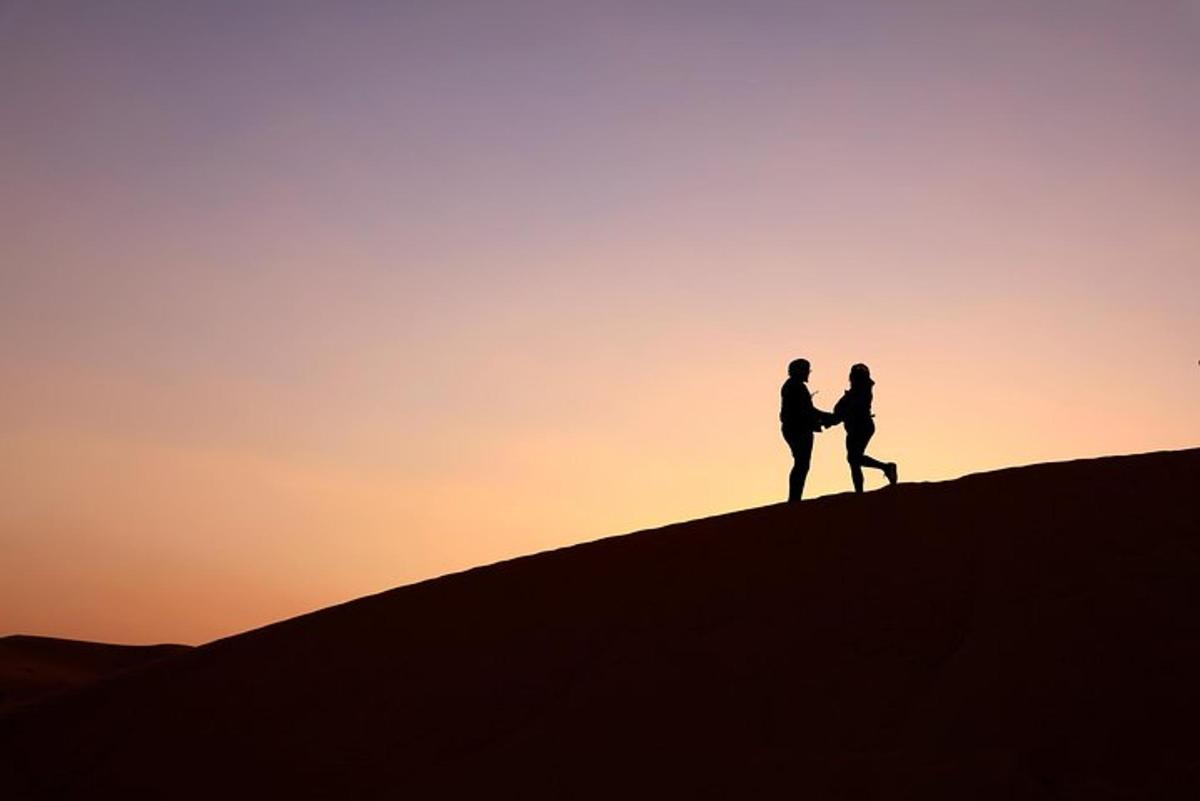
xmin=3 ymin=1 xmax=1197 ymax=644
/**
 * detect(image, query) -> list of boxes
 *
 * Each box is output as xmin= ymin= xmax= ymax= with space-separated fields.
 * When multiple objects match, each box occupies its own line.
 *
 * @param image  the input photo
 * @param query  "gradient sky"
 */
xmin=3 ymin=1 xmax=1198 ymax=644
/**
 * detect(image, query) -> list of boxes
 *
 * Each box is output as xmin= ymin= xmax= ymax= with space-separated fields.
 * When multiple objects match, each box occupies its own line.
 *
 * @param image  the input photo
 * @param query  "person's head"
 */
xmin=849 ymin=362 xmax=874 ymax=388
xmin=788 ymin=358 xmax=811 ymax=381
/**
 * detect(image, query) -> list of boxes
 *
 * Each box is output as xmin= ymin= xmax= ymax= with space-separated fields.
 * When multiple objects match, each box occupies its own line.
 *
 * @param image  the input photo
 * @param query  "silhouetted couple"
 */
xmin=780 ymin=358 xmax=898 ymax=502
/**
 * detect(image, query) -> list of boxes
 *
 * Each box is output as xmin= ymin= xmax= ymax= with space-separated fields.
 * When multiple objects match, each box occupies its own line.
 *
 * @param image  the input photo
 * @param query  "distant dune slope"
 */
xmin=2 ymin=449 xmax=1198 ymax=799
xmin=0 ymin=636 xmax=190 ymax=713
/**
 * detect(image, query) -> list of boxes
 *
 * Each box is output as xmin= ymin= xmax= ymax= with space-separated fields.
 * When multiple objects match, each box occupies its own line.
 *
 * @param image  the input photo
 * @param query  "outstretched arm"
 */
xmin=813 ymin=406 xmax=837 ymax=431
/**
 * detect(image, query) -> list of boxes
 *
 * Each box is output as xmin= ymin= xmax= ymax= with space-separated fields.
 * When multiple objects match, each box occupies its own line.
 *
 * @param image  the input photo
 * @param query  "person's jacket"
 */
xmin=832 ymin=386 xmax=874 ymax=434
xmin=780 ymin=378 xmax=826 ymax=434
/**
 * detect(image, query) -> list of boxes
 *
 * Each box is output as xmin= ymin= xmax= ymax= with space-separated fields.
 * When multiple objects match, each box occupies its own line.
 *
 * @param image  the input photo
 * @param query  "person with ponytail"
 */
xmin=830 ymin=363 xmax=898 ymax=493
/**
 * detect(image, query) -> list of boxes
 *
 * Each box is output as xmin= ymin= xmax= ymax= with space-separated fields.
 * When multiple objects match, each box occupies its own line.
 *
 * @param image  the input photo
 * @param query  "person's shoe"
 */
xmin=884 ymin=462 xmax=898 ymax=486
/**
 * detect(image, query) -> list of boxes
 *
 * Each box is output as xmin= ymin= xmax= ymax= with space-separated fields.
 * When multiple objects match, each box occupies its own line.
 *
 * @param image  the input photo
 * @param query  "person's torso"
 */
xmin=836 ymin=388 xmax=873 ymax=432
xmin=779 ymin=378 xmax=814 ymax=427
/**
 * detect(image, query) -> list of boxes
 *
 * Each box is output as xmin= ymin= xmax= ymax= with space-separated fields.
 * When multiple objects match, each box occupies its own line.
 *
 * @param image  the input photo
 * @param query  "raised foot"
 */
xmin=884 ymin=462 xmax=899 ymax=486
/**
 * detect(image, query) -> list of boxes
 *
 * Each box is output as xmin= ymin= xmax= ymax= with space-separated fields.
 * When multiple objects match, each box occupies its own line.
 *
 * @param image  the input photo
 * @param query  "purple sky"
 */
xmin=2 ymin=1 xmax=1198 ymax=642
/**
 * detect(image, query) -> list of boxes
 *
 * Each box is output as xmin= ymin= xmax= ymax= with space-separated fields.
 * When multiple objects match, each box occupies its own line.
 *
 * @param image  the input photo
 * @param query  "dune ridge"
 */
xmin=0 ymin=635 xmax=191 ymax=714
xmin=2 ymin=448 xmax=1198 ymax=799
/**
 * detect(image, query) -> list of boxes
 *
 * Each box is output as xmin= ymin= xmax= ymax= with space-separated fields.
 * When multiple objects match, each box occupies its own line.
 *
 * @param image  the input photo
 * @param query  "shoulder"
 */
xmin=782 ymin=379 xmax=810 ymax=401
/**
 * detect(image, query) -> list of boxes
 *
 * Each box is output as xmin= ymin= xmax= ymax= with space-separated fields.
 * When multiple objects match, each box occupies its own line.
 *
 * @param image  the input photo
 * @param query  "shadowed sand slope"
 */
xmin=0 ymin=636 xmax=191 ymax=714
xmin=2 ymin=449 xmax=1198 ymax=799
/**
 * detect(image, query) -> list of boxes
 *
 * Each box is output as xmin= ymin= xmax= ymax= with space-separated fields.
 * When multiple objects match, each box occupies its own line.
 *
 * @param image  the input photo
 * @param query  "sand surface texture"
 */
xmin=3 ymin=449 xmax=1198 ymax=799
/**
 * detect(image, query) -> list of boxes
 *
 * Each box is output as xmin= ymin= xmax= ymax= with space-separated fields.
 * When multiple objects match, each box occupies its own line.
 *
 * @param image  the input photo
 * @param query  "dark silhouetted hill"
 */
xmin=2 ymin=449 xmax=1198 ymax=799
xmin=0 ymin=636 xmax=190 ymax=713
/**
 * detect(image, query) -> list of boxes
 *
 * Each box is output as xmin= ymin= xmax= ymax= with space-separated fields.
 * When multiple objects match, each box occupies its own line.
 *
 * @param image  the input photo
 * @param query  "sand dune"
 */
xmin=2 ymin=449 xmax=1198 ymax=799
xmin=0 ymin=636 xmax=190 ymax=713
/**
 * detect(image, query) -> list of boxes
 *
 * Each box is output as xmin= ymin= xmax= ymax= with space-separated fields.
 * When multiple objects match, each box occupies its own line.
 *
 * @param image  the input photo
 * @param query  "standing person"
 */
xmin=830 ymin=363 xmax=898 ymax=493
xmin=780 ymin=358 xmax=832 ymax=502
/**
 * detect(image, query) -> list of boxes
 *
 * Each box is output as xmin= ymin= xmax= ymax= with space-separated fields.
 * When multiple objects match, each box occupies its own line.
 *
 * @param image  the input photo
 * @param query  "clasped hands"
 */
xmin=815 ymin=412 xmax=840 ymax=432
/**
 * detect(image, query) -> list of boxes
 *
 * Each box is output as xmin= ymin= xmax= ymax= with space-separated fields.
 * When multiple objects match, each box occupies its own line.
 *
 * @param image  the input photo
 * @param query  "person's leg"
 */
xmin=786 ymin=431 xmax=812 ymax=502
xmin=846 ymin=433 xmax=866 ymax=493
xmin=849 ymin=461 xmax=864 ymax=493
xmin=790 ymin=458 xmax=809 ymax=501
xmin=857 ymin=429 xmax=897 ymax=483
xmin=859 ymin=454 xmax=888 ymax=471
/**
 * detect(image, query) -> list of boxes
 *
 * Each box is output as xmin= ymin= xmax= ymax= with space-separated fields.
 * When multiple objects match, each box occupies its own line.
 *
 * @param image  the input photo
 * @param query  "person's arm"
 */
xmin=810 ymin=395 xmax=834 ymax=431
xmin=823 ymin=395 xmax=844 ymax=428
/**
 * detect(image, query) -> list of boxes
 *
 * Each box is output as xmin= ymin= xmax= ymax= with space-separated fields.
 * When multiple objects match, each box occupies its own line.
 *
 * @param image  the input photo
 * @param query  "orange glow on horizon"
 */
xmin=2 ymin=2 xmax=1197 ymax=643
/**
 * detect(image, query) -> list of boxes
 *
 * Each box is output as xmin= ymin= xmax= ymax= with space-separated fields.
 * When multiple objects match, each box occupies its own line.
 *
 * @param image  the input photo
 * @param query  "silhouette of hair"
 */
xmin=849 ymin=362 xmax=874 ymax=389
xmin=788 ymin=358 xmax=810 ymax=378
